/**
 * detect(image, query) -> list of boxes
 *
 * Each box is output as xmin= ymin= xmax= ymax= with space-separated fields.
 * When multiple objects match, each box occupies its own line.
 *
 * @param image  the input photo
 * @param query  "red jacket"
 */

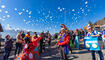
xmin=32 ymin=37 xmax=42 ymax=47
xmin=57 ymin=34 xmax=70 ymax=46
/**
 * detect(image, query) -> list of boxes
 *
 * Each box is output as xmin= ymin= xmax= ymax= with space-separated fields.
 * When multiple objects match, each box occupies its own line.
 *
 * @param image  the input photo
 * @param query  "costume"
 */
xmin=57 ymin=33 xmax=69 ymax=59
xmin=14 ymin=37 xmax=42 ymax=60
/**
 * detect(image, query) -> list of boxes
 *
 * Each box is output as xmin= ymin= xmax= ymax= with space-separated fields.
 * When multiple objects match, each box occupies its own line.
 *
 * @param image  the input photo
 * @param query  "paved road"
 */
xmin=0 ymin=40 xmax=105 ymax=60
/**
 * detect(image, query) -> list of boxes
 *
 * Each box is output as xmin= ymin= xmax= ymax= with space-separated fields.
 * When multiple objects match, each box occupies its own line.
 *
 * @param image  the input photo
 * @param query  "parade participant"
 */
xmin=102 ymin=28 xmax=105 ymax=41
xmin=14 ymin=32 xmax=23 ymax=57
xmin=25 ymin=32 xmax=31 ymax=39
xmin=56 ymin=24 xmax=70 ymax=60
xmin=4 ymin=35 xmax=14 ymax=60
xmin=102 ymin=28 xmax=105 ymax=49
xmin=15 ymin=35 xmax=42 ymax=60
xmin=68 ymin=30 xmax=75 ymax=53
xmin=21 ymin=31 xmax=25 ymax=39
xmin=75 ymin=29 xmax=80 ymax=49
xmin=48 ymin=32 xmax=51 ymax=47
xmin=86 ymin=24 xmax=104 ymax=60
xmin=32 ymin=32 xmax=38 ymax=42
xmin=39 ymin=32 xmax=45 ymax=53
xmin=25 ymin=32 xmax=31 ymax=43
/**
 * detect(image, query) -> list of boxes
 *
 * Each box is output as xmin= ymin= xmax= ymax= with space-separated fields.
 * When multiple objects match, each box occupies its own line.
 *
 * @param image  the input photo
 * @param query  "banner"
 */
xmin=84 ymin=36 xmax=101 ymax=51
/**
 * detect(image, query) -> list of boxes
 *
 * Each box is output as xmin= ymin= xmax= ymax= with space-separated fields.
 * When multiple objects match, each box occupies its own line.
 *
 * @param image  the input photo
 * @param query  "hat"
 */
xmin=87 ymin=24 xmax=91 ymax=30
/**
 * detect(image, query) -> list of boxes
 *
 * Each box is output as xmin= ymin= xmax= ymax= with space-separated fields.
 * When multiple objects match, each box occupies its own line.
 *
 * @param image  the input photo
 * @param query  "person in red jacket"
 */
xmin=15 ymin=36 xmax=42 ymax=60
xmin=56 ymin=24 xmax=70 ymax=60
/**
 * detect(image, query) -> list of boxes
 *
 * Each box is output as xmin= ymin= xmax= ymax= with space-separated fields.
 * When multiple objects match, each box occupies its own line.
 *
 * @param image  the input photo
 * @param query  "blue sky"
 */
xmin=0 ymin=0 xmax=105 ymax=34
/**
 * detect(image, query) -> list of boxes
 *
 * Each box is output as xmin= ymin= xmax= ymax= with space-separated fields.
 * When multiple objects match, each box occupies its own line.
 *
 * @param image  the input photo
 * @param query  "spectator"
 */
xmin=14 ymin=32 xmax=23 ymax=57
xmin=4 ymin=35 xmax=14 ymax=60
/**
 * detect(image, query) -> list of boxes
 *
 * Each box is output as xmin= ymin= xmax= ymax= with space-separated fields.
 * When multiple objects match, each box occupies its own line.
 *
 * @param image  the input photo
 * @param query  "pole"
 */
xmin=65 ymin=10 xmax=66 ymax=25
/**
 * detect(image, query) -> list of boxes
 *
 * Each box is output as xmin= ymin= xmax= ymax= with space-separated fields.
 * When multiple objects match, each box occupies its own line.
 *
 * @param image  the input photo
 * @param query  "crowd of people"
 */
xmin=56 ymin=24 xmax=105 ymax=60
xmin=3 ymin=31 xmax=52 ymax=60
xmin=1 ymin=24 xmax=105 ymax=60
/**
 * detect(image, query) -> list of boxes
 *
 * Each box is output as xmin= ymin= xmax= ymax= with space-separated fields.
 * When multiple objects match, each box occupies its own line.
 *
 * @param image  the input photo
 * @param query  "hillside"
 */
xmin=93 ymin=17 xmax=105 ymax=26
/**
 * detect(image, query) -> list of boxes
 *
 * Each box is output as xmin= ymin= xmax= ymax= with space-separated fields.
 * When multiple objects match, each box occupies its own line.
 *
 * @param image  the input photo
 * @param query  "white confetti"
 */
xmin=29 ymin=16 xmax=31 ymax=18
xmin=3 ymin=16 xmax=6 ymax=18
xmin=88 ymin=9 xmax=90 ymax=12
xmin=23 ymin=9 xmax=25 ymax=11
xmin=24 ymin=19 xmax=26 ymax=22
xmin=7 ymin=15 xmax=10 ymax=18
xmin=0 ymin=18 xmax=2 ymax=20
xmin=5 ymin=11 xmax=8 ymax=13
xmin=0 ymin=9 xmax=2 ymax=12
xmin=50 ymin=16 xmax=52 ymax=19
xmin=78 ymin=12 xmax=80 ymax=13
xmin=60 ymin=9 xmax=62 ymax=11
xmin=58 ymin=7 xmax=60 ymax=9
xmin=18 ymin=12 xmax=22 ymax=15
xmin=14 ymin=8 xmax=17 ymax=11
xmin=29 ymin=11 xmax=32 ymax=15
xmin=2 ymin=19 xmax=5 ymax=21
xmin=26 ymin=10 xmax=29 ymax=12
xmin=72 ymin=9 xmax=75 ymax=11
xmin=1 ymin=5 xmax=5 ymax=8
xmin=86 ymin=5 xmax=88 ymax=7
xmin=85 ymin=1 xmax=88 ymax=4
xmin=62 ymin=8 xmax=65 ymax=10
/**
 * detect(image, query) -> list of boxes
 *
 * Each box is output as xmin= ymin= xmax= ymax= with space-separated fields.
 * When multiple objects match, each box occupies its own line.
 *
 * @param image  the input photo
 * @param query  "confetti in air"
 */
xmin=0 ymin=9 xmax=2 ymax=12
xmin=1 ymin=5 xmax=5 ymax=8
xmin=14 ymin=8 xmax=17 ymax=11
